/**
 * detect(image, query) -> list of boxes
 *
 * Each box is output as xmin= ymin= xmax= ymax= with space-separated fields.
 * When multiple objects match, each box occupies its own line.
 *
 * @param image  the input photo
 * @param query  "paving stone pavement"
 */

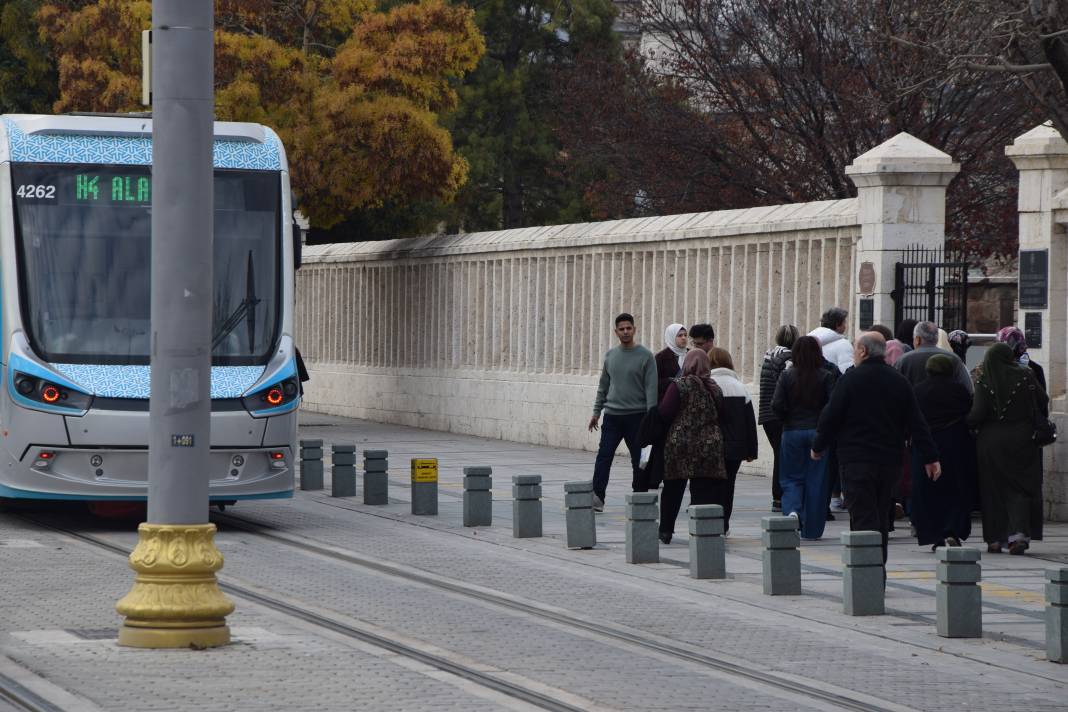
xmin=1 ymin=412 xmax=1066 ymax=711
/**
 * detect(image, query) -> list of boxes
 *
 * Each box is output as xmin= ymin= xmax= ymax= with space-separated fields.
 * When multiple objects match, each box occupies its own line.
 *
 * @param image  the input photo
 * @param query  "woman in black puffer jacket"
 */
xmin=758 ymin=324 xmax=799 ymax=511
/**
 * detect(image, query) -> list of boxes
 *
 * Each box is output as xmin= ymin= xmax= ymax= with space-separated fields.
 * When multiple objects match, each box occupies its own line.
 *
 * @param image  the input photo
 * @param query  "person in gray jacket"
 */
xmin=894 ymin=321 xmax=973 ymax=394
xmin=588 ymin=313 xmax=658 ymax=511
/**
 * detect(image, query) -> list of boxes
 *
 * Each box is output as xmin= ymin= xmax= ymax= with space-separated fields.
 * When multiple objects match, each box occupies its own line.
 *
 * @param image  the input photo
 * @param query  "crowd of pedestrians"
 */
xmin=587 ymin=308 xmax=1054 ymax=574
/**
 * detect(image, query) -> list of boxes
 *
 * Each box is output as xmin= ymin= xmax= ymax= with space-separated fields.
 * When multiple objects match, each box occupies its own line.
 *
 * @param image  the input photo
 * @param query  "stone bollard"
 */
xmin=512 ymin=475 xmax=543 ymax=538
xmin=688 ymin=504 xmax=725 ymax=579
xmin=410 ymin=458 xmax=438 ymax=515
xmin=936 ymin=547 xmax=982 ymax=638
xmin=363 ymin=450 xmax=388 ymax=505
xmin=330 ymin=443 xmax=356 ymax=498
xmin=625 ymin=492 xmax=659 ymax=564
xmin=841 ymin=531 xmax=884 ymax=616
xmin=1046 ymin=568 xmax=1068 ymax=662
xmin=761 ymin=516 xmax=801 ymax=595
xmin=563 ymin=481 xmax=596 ymax=549
xmin=463 ymin=466 xmax=493 ymax=527
xmin=299 ymin=439 xmax=324 ymax=491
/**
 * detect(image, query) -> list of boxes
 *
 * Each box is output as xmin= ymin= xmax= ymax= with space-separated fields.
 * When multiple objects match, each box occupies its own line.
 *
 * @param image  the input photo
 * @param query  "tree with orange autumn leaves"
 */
xmin=36 ymin=0 xmax=484 ymax=229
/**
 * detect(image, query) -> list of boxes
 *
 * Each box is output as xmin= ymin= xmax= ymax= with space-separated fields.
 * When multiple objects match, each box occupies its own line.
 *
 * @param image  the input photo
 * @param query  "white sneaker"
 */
xmin=830 ymin=497 xmax=845 ymax=511
xmin=592 ymin=495 xmax=604 ymax=513
xmin=787 ymin=511 xmax=799 ymax=519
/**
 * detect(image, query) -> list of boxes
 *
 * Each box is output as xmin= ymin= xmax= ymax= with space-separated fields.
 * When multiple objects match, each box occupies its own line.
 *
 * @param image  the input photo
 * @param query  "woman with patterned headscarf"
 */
xmin=997 ymin=325 xmax=1046 ymax=394
xmin=912 ymin=354 xmax=973 ymax=550
xmin=967 ymin=343 xmax=1048 ymax=555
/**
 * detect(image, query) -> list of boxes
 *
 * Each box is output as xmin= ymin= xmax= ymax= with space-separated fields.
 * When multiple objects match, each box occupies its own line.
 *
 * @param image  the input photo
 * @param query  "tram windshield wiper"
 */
xmin=211 ymin=251 xmax=260 ymax=352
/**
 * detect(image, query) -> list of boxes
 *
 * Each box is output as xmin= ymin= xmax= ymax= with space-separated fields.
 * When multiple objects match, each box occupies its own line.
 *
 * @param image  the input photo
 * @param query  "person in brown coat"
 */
xmin=657 ymin=349 xmax=726 ymax=543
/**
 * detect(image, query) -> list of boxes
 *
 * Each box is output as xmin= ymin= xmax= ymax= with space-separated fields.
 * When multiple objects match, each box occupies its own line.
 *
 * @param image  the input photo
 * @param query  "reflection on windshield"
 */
xmin=13 ymin=164 xmax=280 ymax=365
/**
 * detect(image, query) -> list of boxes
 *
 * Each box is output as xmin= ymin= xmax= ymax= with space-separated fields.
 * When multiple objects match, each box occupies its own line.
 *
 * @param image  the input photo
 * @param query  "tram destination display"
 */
xmin=13 ymin=165 xmax=151 ymax=206
xmin=1019 ymin=249 xmax=1049 ymax=309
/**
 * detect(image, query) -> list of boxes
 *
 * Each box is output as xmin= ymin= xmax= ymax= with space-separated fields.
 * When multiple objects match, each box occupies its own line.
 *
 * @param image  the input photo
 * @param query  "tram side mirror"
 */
xmin=291 ymin=191 xmax=303 ymax=271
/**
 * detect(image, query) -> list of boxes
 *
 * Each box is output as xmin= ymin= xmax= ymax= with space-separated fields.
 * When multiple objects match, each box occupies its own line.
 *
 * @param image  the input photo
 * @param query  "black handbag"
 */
xmin=1031 ymin=384 xmax=1057 ymax=447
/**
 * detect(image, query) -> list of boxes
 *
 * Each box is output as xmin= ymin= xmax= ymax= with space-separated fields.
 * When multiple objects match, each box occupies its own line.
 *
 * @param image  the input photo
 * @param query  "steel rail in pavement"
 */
xmin=208 ymin=511 xmax=900 ymax=712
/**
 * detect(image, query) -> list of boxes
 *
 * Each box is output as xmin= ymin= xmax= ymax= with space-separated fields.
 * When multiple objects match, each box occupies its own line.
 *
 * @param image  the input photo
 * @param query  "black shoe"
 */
xmin=658 ymin=532 xmax=672 ymax=545
xmin=944 ymin=536 xmax=961 ymax=547
xmin=771 ymin=500 xmax=782 ymax=512
xmin=825 ymin=511 xmax=836 ymax=521
xmin=1009 ymin=540 xmax=1027 ymax=555
xmin=931 ymin=539 xmax=945 ymax=552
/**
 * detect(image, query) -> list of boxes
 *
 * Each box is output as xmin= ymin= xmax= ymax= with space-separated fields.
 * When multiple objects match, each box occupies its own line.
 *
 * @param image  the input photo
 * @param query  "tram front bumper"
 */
xmin=5 ymin=445 xmax=293 ymax=500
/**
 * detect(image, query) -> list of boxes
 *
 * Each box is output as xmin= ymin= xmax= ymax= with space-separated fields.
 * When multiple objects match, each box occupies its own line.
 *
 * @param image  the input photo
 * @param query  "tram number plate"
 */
xmin=411 ymin=458 xmax=438 ymax=483
xmin=171 ymin=434 xmax=195 ymax=447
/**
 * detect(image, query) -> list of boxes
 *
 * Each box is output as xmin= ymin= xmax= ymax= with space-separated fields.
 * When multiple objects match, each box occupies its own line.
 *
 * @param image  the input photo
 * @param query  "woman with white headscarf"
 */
xmin=655 ymin=323 xmax=689 ymax=399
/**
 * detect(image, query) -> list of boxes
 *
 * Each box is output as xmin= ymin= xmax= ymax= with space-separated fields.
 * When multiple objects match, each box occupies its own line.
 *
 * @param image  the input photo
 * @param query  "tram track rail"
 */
xmin=0 ymin=670 xmax=65 ymax=712
xmin=205 ymin=511 xmax=907 ymax=712
xmin=14 ymin=509 xmax=906 ymax=712
xmin=13 ymin=513 xmax=586 ymax=712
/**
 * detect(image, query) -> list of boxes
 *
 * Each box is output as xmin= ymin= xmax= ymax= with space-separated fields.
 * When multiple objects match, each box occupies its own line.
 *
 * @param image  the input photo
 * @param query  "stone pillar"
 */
xmin=761 ymin=516 xmax=801 ymax=595
xmin=688 ymin=504 xmax=725 ymax=579
xmin=463 ymin=466 xmax=492 ymax=527
xmin=512 ymin=475 xmax=542 ymax=538
xmin=936 ymin=547 xmax=982 ymax=638
xmin=841 ymin=531 xmax=884 ymax=616
xmin=564 ymin=481 xmax=596 ymax=549
xmin=1007 ymin=124 xmax=1068 ymax=522
xmin=299 ymin=439 xmax=323 ymax=491
xmin=1046 ymin=567 xmax=1068 ymax=662
xmin=362 ymin=450 xmax=388 ymax=505
xmin=625 ymin=492 xmax=659 ymax=564
xmin=330 ymin=443 xmax=356 ymax=498
xmin=845 ymin=133 xmax=960 ymax=330
xmin=1007 ymin=124 xmax=1068 ymax=400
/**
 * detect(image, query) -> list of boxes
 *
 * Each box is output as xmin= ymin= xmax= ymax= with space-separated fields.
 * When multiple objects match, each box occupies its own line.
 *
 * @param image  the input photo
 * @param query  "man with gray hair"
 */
xmin=811 ymin=331 xmax=940 ymax=567
xmin=895 ymin=321 xmax=973 ymax=393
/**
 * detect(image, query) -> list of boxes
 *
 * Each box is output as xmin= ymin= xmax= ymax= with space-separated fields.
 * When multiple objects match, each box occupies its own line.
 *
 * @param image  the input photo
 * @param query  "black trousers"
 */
xmin=592 ymin=412 xmax=645 ymax=501
xmin=715 ymin=459 xmax=743 ymax=532
xmin=840 ymin=462 xmax=898 ymax=565
xmin=659 ymin=478 xmax=718 ymax=534
xmin=762 ymin=422 xmax=784 ymax=501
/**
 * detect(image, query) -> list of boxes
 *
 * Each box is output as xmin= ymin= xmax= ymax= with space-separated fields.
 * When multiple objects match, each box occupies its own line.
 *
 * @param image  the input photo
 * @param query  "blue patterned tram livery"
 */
xmin=0 ymin=114 xmax=300 ymax=502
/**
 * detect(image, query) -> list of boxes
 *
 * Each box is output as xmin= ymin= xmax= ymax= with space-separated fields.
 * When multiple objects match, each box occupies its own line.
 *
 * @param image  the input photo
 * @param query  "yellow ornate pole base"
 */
xmin=115 ymin=523 xmax=235 ymax=649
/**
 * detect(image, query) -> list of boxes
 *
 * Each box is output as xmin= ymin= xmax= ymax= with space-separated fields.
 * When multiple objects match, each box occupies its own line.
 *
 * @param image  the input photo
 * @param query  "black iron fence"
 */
xmin=892 ymin=245 xmax=969 ymax=332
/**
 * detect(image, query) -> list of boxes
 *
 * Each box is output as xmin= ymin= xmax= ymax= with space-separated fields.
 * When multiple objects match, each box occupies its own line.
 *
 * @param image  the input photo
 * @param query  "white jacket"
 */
xmin=809 ymin=326 xmax=853 ymax=374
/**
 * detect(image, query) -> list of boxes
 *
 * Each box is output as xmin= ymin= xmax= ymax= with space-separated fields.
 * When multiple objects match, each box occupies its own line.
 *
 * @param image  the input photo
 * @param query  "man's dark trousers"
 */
xmin=841 ymin=462 xmax=898 ymax=565
xmin=592 ymin=412 xmax=645 ymax=501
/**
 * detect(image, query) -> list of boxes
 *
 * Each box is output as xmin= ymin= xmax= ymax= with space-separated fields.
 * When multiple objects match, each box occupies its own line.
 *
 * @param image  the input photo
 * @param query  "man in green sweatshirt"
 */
xmin=587 ymin=313 xmax=658 ymax=511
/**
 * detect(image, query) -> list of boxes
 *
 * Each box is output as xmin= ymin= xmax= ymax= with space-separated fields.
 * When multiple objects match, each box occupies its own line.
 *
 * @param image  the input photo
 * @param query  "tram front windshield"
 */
xmin=12 ymin=164 xmax=280 ymax=366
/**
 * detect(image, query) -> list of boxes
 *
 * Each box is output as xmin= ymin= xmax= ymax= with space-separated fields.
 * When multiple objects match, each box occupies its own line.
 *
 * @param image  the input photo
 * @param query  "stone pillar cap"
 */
xmin=1006 ymin=122 xmax=1068 ymax=158
xmin=846 ymin=132 xmax=959 ymax=187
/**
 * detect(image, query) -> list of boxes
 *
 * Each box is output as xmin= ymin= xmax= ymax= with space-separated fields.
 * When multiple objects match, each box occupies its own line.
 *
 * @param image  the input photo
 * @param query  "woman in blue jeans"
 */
xmin=772 ymin=336 xmax=836 ymax=539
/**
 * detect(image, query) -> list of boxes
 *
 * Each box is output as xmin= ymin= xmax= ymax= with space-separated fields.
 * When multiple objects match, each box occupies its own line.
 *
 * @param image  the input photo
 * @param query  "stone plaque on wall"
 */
xmin=858 ymin=298 xmax=874 ymax=330
xmin=858 ymin=262 xmax=876 ymax=296
xmin=1019 ymin=250 xmax=1048 ymax=309
xmin=1025 ymin=312 xmax=1042 ymax=349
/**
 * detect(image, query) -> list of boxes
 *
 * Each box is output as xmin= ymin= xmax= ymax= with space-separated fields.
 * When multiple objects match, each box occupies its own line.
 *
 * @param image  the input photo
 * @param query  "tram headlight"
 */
xmin=11 ymin=372 xmax=92 ymax=412
xmin=242 ymin=376 xmax=300 ymax=415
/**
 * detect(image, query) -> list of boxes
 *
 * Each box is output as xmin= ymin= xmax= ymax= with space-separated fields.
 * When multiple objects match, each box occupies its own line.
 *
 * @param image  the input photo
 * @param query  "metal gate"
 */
xmin=892 ymin=245 xmax=969 ymax=332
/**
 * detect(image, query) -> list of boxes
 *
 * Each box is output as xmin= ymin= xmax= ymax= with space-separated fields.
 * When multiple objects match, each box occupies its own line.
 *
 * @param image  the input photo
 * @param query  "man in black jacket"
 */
xmin=811 ymin=332 xmax=940 ymax=566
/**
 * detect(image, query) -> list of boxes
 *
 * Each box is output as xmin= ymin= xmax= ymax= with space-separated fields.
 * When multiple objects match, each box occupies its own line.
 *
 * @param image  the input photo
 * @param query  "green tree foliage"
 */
xmin=445 ymin=0 xmax=618 ymax=232
xmin=36 ymin=0 xmax=484 ymax=230
xmin=0 ymin=0 xmax=60 ymax=113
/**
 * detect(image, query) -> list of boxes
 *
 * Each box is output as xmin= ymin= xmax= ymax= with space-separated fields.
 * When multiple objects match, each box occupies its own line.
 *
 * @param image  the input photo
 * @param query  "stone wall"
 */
xmin=297 ymin=201 xmax=859 ymax=459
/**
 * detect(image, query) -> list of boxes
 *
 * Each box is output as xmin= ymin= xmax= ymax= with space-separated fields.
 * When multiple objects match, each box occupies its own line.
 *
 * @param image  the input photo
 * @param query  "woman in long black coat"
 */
xmin=912 ymin=354 xmax=973 ymax=550
xmin=968 ymin=343 xmax=1048 ymax=555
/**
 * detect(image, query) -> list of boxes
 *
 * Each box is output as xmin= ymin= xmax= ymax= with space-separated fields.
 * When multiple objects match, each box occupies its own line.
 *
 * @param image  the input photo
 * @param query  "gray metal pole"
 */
xmin=148 ymin=0 xmax=215 ymax=524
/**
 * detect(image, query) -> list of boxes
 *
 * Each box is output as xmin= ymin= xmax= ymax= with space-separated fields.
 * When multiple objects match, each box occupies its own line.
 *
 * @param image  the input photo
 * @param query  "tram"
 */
xmin=0 ymin=114 xmax=299 ymax=502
